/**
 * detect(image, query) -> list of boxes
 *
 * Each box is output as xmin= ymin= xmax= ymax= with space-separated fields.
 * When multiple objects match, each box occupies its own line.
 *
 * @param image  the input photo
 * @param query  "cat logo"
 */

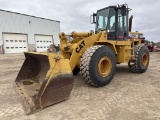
xmin=75 ymin=40 xmax=85 ymax=53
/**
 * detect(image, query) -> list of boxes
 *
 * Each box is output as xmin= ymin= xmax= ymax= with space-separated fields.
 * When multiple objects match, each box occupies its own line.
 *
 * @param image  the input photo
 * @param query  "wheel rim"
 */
xmin=98 ymin=57 xmax=112 ymax=77
xmin=142 ymin=53 xmax=148 ymax=67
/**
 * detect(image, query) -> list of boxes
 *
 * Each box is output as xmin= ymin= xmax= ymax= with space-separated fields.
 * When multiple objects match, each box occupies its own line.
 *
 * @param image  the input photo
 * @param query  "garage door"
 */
xmin=3 ymin=33 xmax=28 ymax=53
xmin=35 ymin=35 xmax=53 ymax=52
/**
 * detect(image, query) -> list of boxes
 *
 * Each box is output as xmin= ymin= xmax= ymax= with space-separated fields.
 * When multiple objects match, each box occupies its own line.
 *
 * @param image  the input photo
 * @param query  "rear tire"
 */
xmin=80 ymin=45 xmax=116 ymax=87
xmin=128 ymin=45 xmax=150 ymax=73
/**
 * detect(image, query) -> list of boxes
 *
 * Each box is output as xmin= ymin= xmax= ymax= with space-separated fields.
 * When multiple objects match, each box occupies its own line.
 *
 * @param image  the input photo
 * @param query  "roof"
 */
xmin=97 ymin=4 xmax=131 ymax=12
xmin=0 ymin=9 xmax=60 ymax=23
xmin=97 ymin=5 xmax=116 ymax=12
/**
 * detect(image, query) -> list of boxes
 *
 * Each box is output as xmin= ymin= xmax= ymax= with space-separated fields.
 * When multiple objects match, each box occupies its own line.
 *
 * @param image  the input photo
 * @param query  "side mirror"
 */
xmin=90 ymin=13 xmax=97 ymax=24
xmin=121 ymin=5 xmax=127 ymax=16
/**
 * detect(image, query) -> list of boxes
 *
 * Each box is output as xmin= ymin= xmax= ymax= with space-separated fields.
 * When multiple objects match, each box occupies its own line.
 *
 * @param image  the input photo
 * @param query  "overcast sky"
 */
xmin=0 ymin=0 xmax=159 ymax=42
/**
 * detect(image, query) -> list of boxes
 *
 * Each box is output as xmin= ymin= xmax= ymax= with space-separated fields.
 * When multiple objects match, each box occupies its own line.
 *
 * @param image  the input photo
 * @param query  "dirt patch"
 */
xmin=0 ymin=53 xmax=160 ymax=120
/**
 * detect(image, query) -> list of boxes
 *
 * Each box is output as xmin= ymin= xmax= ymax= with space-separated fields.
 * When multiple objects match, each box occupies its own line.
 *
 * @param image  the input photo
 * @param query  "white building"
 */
xmin=0 ymin=9 xmax=60 ymax=54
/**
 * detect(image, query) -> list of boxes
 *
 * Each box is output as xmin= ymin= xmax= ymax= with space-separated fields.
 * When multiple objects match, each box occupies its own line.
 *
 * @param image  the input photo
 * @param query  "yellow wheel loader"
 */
xmin=15 ymin=4 xmax=150 ymax=114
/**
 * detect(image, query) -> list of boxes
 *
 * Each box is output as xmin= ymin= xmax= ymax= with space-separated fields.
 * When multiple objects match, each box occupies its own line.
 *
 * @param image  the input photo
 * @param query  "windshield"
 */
xmin=95 ymin=8 xmax=116 ymax=32
xmin=95 ymin=6 xmax=129 ymax=39
xmin=96 ymin=8 xmax=109 ymax=31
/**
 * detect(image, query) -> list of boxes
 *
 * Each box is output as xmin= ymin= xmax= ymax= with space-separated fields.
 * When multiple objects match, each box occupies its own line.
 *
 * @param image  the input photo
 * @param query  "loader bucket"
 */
xmin=15 ymin=52 xmax=74 ymax=115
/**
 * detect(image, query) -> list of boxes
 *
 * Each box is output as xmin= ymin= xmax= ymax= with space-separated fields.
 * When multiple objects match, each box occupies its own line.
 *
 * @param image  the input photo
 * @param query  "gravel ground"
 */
xmin=0 ymin=52 xmax=160 ymax=120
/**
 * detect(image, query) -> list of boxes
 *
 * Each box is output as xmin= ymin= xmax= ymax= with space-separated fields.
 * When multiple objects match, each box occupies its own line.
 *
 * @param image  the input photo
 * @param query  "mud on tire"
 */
xmin=128 ymin=45 xmax=150 ymax=73
xmin=80 ymin=45 xmax=116 ymax=87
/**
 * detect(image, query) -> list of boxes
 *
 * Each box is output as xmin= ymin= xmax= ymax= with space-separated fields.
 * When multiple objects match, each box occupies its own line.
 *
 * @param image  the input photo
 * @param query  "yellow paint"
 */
xmin=29 ymin=30 xmax=143 ymax=77
xmin=45 ymin=53 xmax=71 ymax=78
xmin=39 ymin=53 xmax=72 ymax=106
xmin=58 ymin=30 xmax=143 ymax=69
xmin=98 ymin=56 xmax=112 ymax=77
xmin=69 ymin=32 xmax=102 ymax=70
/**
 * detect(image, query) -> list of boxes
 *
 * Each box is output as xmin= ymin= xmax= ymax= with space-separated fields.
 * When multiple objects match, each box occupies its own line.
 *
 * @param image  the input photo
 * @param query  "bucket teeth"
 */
xmin=15 ymin=52 xmax=74 ymax=114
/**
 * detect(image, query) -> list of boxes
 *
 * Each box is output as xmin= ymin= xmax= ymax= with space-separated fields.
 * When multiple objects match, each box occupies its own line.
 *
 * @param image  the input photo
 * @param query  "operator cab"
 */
xmin=91 ymin=4 xmax=130 ymax=40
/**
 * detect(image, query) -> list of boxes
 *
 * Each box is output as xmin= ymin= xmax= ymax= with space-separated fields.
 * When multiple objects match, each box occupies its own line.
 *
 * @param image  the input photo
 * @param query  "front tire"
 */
xmin=128 ymin=45 xmax=150 ymax=73
xmin=80 ymin=45 xmax=116 ymax=87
